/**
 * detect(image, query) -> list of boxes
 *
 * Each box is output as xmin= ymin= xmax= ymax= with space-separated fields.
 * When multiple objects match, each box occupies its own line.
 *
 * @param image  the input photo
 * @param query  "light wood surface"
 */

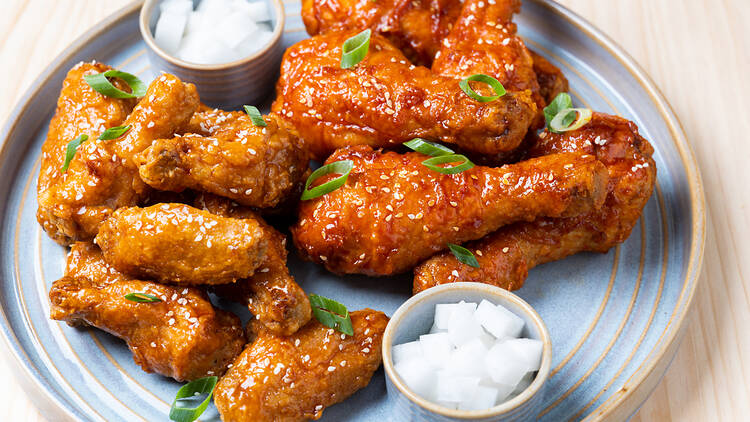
xmin=1 ymin=0 xmax=748 ymax=421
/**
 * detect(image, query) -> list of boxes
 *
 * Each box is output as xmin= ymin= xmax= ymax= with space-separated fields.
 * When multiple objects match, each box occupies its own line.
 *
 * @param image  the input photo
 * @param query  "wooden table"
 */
xmin=1 ymin=0 xmax=748 ymax=420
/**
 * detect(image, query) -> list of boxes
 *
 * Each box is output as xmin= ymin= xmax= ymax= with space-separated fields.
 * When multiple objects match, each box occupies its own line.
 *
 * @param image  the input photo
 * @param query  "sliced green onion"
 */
xmin=83 ymin=70 xmax=147 ymax=99
xmin=60 ymin=135 xmax=88 ymax=172
xmin=243 ymin=105 xmax=267 ymax=127
xmin=404 ymin=138 xmax=454 ymax=157
xmin=448 ymin=243 xmax=480 ymax=268
xmin=169 ymin=376 xmax=218 ymax=422
xmin=98 ymin=125 xmax=131 ymax=140
xmin=300 ymin=160 xmax=354 ymax=200
xmin=459 ymin=74 xmax=506 ymax=102
xmin=340 ymin=29 xmax=371 ymax=69
xmin=421 ymin=154 xmax=475 ymax=175
xmin=124 ymin=292 xmax=162 ymax=303
xmin=309 ymin=294 xmax=354 ymax=336
xmin=549 ymin=108 xmax=593 ymax=133
xmin=543 ymin=92 xmax=573 ymax=131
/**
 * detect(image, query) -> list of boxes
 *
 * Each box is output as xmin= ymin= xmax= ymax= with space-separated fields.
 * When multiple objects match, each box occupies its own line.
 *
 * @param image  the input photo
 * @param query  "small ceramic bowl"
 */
xmin=139 ymin=0 xmax=285 ymax=108
xmin=382 ymin=282 xmax=552 ymax=422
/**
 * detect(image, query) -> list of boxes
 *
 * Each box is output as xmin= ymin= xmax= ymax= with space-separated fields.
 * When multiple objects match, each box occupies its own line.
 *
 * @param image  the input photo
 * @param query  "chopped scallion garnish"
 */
xmin=549 ymin=108 xmax=593 ymax=133
xmin=60 ymin=135 xmax=88 ymax=172
xmin=543 ymin=92 xmax=573 ymax=131
xmin=341 ymin=29 xmax=371 ymax=69
xmin=421 ymin=154 xmax=475 ymax=175
xmin=243 ymin=105 xmax=267 ymax=127
xmin=448 ymin=243 xmax=480 ymax=268
xmin=309 ymin=294 xmax=354 ymax=336
xmin=83 ymin=70 xmax=147 ymax=99
xmin=404 ymin=138 xmax=454 ymax=157
xmin=98 ymin=125 xmax=131 ymax=140
xmin=124 ymin=292 xmax=162 ymax=303
xmin=169 ymin=376 xmax=218 ymax=422
xmin=459 ymin=74 xmax=506 ymax=102
xmin=300 ymin=160 xmax=354 ymax=200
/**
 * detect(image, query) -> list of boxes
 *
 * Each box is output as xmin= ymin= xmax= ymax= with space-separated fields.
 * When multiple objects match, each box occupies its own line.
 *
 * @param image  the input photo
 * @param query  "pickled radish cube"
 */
xmin=446 ymin=338 xmax=488 ymax=377
xmin=154 ymin=8 xmax=188 ymax=54
xmin=480 ymin=378 xmax=516 ymax=403
xmin=507 ymin=338 xmax=543 ymax=372
xmin=234 ymin=29 xmax=273 ymax=57
xmin=477 ymin=329 xmax=496 ymax=349
xmin=429 ymin=324 xmax=447 ymax=334
xmin=474 ymin=300 xmax=525 ymax=340
xmin=395 ymin=360 xmax=436 ymax=400
xmin=160 ymin=0 xmax=192 ymax=15
xmin=216 ymin=14 xmax=260 ymax=49
xmin=512 ymin=372 xmax=535 ymax=395
xmin=185 ymin=11 xmax=209 ymax=33
xmin=447 ymin=304 xmax=483 ymax=346
xmin=435 ymin=371 xmax=479 ymax=403
xmin=434 ymin=301 xmax=477 ymax=330
xmin=176 ymin=32 xmax=212 ymax=63
xmin=231 ymin=0 xmax=271 ymax=22
xmin=419 ymin=332 xmax=452 ymax=367
xmin=485 ymin=341 xmax=529 ymax=387
xmin=196 ymin=0 xmax=230 ymax=13
xmin=458 ymin=385 xmax=499 ymax=411
xmin=392 ymin=340 xmax=423 ymax=365
xmin=436 ymin=400 xmax=458 ymax=410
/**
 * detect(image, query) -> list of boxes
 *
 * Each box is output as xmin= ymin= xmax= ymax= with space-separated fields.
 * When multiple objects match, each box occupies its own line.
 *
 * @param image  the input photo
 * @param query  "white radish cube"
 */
xmin=196 ymin=0 xmax=230 ymax=13
xmin=176 ymin=32 xmax=212 ymax=63
xmin=435 ymin=371 xmax=479 ymax=403
xmin=447 ymin=338 xmax=488 ymax=377
xmin=395 ymin=360 xmax=437 ymax=400
xmin=512 ymin=372 xmax=535 ymax=395
xmin=154 ymin=9 xmax=188 ymax=54
xmin=216 ymin=13 xmax=260 ymax=49
xmin=433 ymin=303 xmax=456 ymax=330
xmin=480 ymin=378 xmax=515 ymax=404
xmin=474 ymin=300 xmax=525 ymax=340
xmin=507 ymin=338 xmax=543 ymax=372
xmin=485 ymin=341 xmax=529 ymax=387
xmin=428 ymin=324 xmax=447 ymax=334
xmin=458 ymin=386 xmax=499 ymax=411
xmin=160 ymin=0 xmax=193 ymax=15
xmin=232 ymin=0 xmax=271 ymax=22
xmin=234 ymin=28 xmax=273 ymax=57
xmin=419 ymin=333 xmax=452 ymax=367
xmin=185 ymin=11 xmax=209 ymax=33
xmin=447 ymin=304 xmax=483 ymax=346
xmin=392 ymin=341 xmax=423 ymax=365
xmin=435 ymin=400 xmax=458 ymax=410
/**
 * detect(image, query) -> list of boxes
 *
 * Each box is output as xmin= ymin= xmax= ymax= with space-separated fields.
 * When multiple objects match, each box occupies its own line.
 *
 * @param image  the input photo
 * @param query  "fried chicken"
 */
xmin=194 ymin=194 xmax=312 ymax=336
xmin=136 ymin=109 xmax=309 ymax=209
xmin=214 ymin=309 xmax=388 ymax=422
xmin=37 ymin=63 xmax=199 ymax=245
xmin=413 ymin=113 xmax=656 ymax=293
xmin=49 ymin=242 xmax=245 ymax=381
xmin=530 ymin=50 xmax=569 ymax=105
xmin=272 ymin=30 xmax=537 ymax=160
xmin=95 ymin=204 xmax=268 ymax=285
xmin=292 ymin=145 xmax=608 ymax=276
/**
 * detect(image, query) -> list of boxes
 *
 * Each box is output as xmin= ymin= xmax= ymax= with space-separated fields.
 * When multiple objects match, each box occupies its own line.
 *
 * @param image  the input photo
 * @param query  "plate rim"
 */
xmin=0 ymin=0 xmax=706 ymax=421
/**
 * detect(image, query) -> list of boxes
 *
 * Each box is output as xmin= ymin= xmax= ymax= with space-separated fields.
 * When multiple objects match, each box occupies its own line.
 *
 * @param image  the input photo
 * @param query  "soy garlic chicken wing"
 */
xmin=530 ymin=50 xmax=569 ymax=105
xmin=95 ymin=204 xmax=268 ymax=285
xmin=414 ymin=113 xmax=656 ymax=293
xmin=136 ymin=110 xmax=309 ymax=209
xmin=37 ymin=65 xmax=199 ymax=245
xmin=49 ymin=242 xmax=245 ymax=381
xmin=214 ymin=309 xmax=388 ymax=422
xmin=195 ymin=194 xmax=312 ymax=336
xmin=272 ymin=31 xmax=537 ymax=160
xmin=293 ymin=145 xmax=608 ymax=276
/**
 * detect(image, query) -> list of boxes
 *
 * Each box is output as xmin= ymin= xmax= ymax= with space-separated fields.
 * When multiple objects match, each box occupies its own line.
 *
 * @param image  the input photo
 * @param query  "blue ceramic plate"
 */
xmin=0 ymin=1 xmax=705 ymax=421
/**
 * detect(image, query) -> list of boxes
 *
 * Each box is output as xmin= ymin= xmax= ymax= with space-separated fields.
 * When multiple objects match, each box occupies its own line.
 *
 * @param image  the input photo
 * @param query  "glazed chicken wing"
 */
xmin=293 ymin=145 xmax=608 ymax=275
xmin=95 ymin=204 xmax=268 ymax=285
xmin=136 ymin=109 xmax=309 ymax=209
xmin=413 ymin=113 xmax=656 ymax=293
xmin=272 ymin=30 xmax=537 ymax=160
xmin=214 ymin=309 xmax=388 ymax=422
xmin=195 ymin=194 xmax=312 ymax=336
xmin=49 ymin=242 xmax=246 ymax=381
xmin=37 ymin=63 xmax=199 ymax=245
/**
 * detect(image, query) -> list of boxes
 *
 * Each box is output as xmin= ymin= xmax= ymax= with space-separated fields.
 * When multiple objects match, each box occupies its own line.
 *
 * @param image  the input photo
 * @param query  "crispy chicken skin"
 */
xmin=49 ymin=242 xmax=246 ymax=381
xmin=413 ymin=113 xmax=656 ymax=293
xmin=136 ymin=110 xmax=309 ymax=209
xmin=530 ymin=50 xmax=569 ymax=105
xmin=37 ymin=63 xmax=199 ymax=245
xmin=95 ymin=204 xmax=268 ymax=285
xmin=293 ymin=145 xmax=608 ymax=276
xmin=272 ymin=30 xmax=537 ymax=160
xmin=195 ymin=194 xmax=312 ymax=336
xmin=214 ymin=309 xmax=388 ymax=422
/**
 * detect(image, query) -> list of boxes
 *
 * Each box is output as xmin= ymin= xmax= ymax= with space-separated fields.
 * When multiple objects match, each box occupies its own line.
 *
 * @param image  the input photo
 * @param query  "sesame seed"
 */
xmin=503 ymin=247 xmax=510 ymax=253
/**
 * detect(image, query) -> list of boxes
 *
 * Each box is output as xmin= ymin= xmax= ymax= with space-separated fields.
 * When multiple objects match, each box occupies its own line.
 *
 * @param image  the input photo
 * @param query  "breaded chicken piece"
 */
xmin=272 ymin=30 xmax=537 ymax=160
xmin=136 ymin=110 xmax=309 ymax=209
xmin=37 ymin=64 xmax=199 ymax=245
xmin=95 ymin=204 xmax=268 ymax=285
xmin=301 ymin=0 xmax=462 ymax=66
xmin=292 ymin=145 xmax=608 ymax=275
xmin=530 ymin=50 xmax=569 ymax=105
xmin=195 ymin=194 xmax=312 ymax=336
xmin=49 ymin=242 xmax=246 ymax=381
xmin=214 ymin=309 xmax=388 ymax=422
xmin=413 ymin=113 xmax=656 ymax=293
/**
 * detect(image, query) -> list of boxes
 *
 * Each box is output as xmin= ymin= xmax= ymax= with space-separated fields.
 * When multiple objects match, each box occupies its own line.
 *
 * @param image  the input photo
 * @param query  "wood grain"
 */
xmin=1 ymin=0 xmax=748 ymax=421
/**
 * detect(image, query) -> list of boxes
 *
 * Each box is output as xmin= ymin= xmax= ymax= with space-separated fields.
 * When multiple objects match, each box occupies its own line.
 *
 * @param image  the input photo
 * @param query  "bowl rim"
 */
xmin=381 ymin=282 xmax=553 ymax=419
xmin=138 ymin=0 xmax=285 ymax=70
